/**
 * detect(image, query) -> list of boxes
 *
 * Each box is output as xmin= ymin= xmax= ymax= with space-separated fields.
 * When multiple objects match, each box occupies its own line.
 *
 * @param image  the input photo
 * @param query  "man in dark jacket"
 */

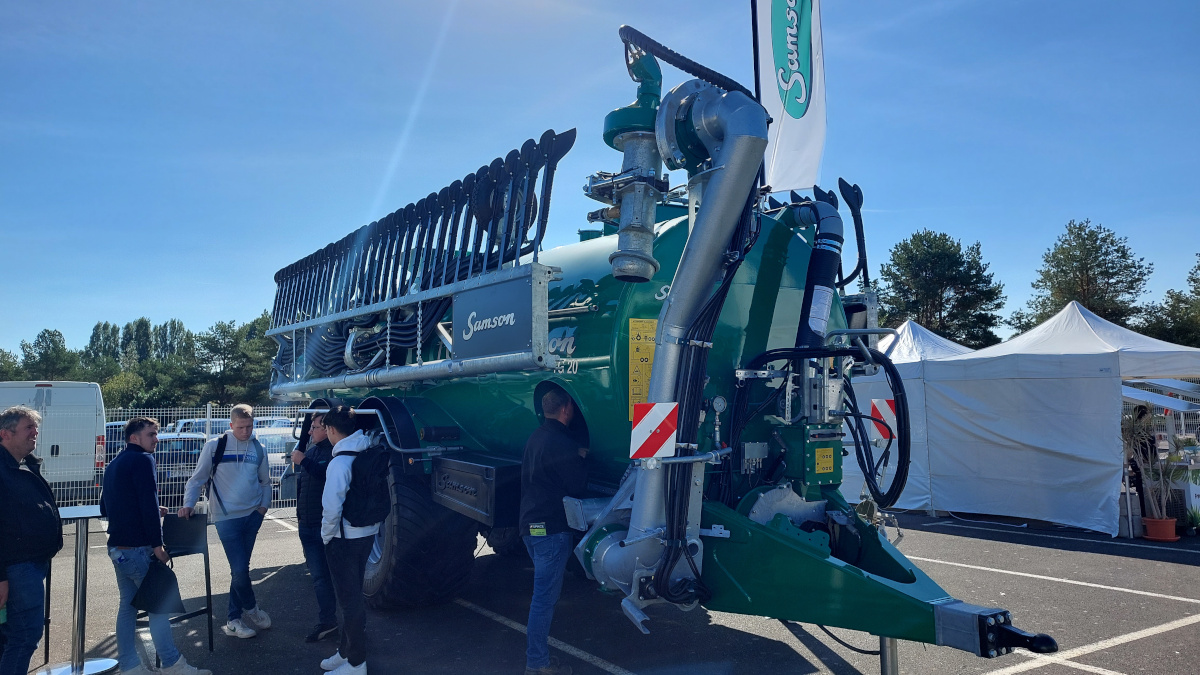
xmin=290 ymin=412 xmax=338 ymax=643
xmin=518 ymin=389 xmax=588 ymax=675
xmin=0 ymin=406 xmax=63 ymax=675
xmin=101 ymin=417 xmax=210 ymax=675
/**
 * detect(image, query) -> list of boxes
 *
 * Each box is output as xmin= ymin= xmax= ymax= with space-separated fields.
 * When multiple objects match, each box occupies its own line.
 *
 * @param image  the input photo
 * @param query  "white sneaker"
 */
xmin=120 ymin=665 xmax=155 ymax=675
xmin=330 ymin=661 xmax=367 ymax=675
xmin=159 ymin=656 xmax=213 ymax=675
xmin=222 ymin=617 xmax=257 ymax=639
xmin=320 ymin=651 xmax=348 ymax=671
xmin=243 ymin=605 xmax=272 ymax=630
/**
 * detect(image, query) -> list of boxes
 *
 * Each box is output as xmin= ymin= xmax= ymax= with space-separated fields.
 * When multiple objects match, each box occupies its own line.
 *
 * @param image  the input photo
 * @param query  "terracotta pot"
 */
xmin=1143 ymin=517 xmax=1180 ymax=542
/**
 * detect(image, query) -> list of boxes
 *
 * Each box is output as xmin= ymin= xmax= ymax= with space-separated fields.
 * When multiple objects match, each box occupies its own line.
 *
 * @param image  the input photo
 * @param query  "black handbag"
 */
xmin=132 ymin=559 xmax=186 ymax=615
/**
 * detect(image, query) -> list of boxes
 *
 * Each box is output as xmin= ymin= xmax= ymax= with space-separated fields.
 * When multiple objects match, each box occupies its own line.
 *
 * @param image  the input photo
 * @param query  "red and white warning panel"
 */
xmin=871 ymin=399 xmax=896 ymax=439
xmin=630 ymin=402 xmax=679 ymax=459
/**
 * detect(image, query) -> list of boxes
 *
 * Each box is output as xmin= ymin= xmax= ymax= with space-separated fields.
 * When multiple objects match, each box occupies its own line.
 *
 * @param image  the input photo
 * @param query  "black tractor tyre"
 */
xmin=363 ymin=465 xmax=478 ymax=609
xmin=485 ymin=527 xmax=529 ymax=558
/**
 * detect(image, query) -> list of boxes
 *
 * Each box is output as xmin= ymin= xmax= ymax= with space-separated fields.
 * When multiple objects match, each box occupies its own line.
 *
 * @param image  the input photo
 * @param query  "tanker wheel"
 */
xmin=363 ymin=465 xmax=477 ymax=609
xmin=485 ymin=527 xmax=529 ymax=558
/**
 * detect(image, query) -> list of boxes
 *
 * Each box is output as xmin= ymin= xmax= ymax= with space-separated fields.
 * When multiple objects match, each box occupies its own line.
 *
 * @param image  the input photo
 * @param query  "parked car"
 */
xmin=173 ymin=418 xmax=231 ymax=435
xmin=105 ymin=421 xmax=126 ymax=462
xmin=151 ymin=432 xmax=207 ymax=509
xmin=254 ymin=416 xmax=289 ymax=429
xmin=255 ymin=428 xmax=298 ymax=501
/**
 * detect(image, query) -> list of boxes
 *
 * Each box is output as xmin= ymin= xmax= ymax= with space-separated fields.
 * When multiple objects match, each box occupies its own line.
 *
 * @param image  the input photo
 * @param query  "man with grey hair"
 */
xmin=179 ymin=404 xmax=272 ymax=639
xmin=0 ymin=406 xmax=63 ymax=675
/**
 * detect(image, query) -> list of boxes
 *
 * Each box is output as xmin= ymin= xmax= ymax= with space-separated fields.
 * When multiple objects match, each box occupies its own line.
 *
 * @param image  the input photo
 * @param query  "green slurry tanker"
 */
xmin=267 ymin=26 xmax=1057 ymax=666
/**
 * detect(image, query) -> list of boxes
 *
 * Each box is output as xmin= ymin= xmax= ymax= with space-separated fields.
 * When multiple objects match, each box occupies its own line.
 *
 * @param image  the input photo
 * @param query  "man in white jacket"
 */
xmin=317 ymin=406 xmax=378 ymax=675
xmin=178 ymin=404 xmax=273 ymax=639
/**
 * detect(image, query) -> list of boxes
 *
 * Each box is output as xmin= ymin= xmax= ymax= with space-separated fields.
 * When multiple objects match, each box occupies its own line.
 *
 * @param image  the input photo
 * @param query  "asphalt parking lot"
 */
xmin=30 ymin=511 xmax=1200 ymax=674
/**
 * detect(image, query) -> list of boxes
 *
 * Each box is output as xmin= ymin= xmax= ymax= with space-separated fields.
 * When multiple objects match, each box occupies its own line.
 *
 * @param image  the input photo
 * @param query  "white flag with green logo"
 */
xmin=756 ymin=0 xmax=826 ymax=191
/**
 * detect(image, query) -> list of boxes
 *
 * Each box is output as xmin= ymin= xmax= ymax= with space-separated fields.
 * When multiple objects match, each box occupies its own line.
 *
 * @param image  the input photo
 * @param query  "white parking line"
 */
xmin=1014 ymin=652 xmax=1126 ymax=675
xmin=908 ymin=556 xmax=1200 ymax=605
xmin=925 ymin=522 xmax=1198 ymax=555
xmin=454 ymin=599 xmax=636 ymax=675
xmin=983 ymin=613 xmax=1200 ymax=675
xmin=265 ymin=512 xmax=297 ymax=531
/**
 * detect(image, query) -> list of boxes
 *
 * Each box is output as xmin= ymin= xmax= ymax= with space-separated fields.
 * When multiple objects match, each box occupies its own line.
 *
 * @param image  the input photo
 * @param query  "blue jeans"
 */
xmin=110 ymin=547 xmax=181 ymax=671
xmin=0 ymin=561 xmax=48 ymax=675
xmin=298 ymin=525 xmax=337 ymax=626
xmin=523 ymin=532 xmax=573 ymax=670
xmin=214 ymin=511 xmax=264 ymax=622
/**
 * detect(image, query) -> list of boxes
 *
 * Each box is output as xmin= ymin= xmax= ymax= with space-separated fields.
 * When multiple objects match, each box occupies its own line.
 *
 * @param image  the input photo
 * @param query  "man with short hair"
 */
xmin=179 ymin=404 xmax=272 ymax=639
xmin=291 ymin=412 xmax=338 ymax=643
xmin=317 ymin=406 xmax=377 ymax=675
xmin=102 ymin=417 xmax=211 ymax=675
xmin=518 ymin=389 xmax=589 ymax=675
xmin=0 ymin=406 xmax=62 ymax=675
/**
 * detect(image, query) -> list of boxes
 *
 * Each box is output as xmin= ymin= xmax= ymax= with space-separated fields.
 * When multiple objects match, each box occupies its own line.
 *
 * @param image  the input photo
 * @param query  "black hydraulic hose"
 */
xmin=835 ymin=178 xmax=869 ymax=289
xmin=842 ymin=350 xmax=910 ymax=508
xmin=619 ymin=26 xmax=755 ymax=99
xmin=723 ymin=346 xmax=910 ymax=509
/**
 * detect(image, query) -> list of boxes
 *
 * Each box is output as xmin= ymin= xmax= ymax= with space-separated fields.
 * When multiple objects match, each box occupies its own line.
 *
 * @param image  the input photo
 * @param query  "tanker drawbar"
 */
xmin=267 ymin=24 xmax=1057 ymax=668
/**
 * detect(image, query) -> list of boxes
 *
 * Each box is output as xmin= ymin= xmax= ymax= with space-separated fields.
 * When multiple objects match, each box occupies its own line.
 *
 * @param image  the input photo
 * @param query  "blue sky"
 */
xmin=2 ymin=1 xmax=1197 ymax=353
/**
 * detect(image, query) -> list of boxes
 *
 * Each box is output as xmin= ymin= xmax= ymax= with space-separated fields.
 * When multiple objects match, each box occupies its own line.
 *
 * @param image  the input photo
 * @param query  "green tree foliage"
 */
xmin=1011 ymin=219 xmax=1152 ymax=330
xmin=84 ymin=322 xmax=122 ymax=362
xmin=1138 ymin=254 xmax=1200 ymax=347
xmin=152 ymin=319 xmax=194 ymax=360
xmin=0 ymin=349 xmax=22 ymax=380
xmin=20 ymin=329 xmax=80 ymax=380
xmin=101 ymin=371 xmax=145 ymax=409
xmin=196 ymin=312 xmax=276 ymax=405
xmin=5 ymin=313 xmax=275 ymax=406
xmin=121 ymin=317 xmax=153 ymax=363
xmin=878 ymin=230 xmax=1006 ymax=348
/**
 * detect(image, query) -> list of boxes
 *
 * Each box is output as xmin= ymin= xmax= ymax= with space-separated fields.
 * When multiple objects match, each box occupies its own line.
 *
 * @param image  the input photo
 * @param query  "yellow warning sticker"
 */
xmin=628 ymin=318 xmax=657 ymax=421
xmin=815 ymin=447 xmax=834 ymax=474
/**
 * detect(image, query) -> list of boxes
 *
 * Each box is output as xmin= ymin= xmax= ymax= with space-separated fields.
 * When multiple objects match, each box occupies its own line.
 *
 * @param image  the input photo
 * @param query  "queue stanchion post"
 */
xmin=37 ymin=505 xmax=118 ymax=675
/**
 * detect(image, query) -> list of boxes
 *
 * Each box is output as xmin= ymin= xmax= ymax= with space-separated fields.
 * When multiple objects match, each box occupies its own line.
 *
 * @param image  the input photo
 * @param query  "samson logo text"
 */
xmin=436 ymin=472 xmax=479 ymax=497
xmin=461 ymin=310 xmax=516 ymax=341
xmin=772 ymin=0 xmax=814 ymax=119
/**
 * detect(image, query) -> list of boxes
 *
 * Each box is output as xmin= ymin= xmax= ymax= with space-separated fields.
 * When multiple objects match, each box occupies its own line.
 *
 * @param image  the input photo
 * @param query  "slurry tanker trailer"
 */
xmin=266 ymin=26 xmax=1057 ymax=668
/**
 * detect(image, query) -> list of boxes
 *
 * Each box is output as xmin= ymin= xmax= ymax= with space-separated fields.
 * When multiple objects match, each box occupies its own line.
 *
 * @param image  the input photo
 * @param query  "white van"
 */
xmin=0 ymin=381 xmax=106 ymax=504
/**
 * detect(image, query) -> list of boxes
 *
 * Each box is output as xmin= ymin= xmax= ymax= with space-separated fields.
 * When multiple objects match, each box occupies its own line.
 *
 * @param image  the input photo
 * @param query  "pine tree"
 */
xmin=878 ymin=230 xmax=1006 ymax=348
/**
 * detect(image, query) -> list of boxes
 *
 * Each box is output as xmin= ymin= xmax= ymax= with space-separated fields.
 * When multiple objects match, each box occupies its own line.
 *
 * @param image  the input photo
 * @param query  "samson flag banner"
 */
xmin=755 ymin=0 xmax=826 ymax=192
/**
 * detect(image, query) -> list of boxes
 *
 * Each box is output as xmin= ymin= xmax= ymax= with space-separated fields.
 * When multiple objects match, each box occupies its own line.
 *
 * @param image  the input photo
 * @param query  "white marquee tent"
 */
xmin=842 ymin=321 xmax=973 ymax=510
xmin=920 ymin=302 xmax=1200 ymax=535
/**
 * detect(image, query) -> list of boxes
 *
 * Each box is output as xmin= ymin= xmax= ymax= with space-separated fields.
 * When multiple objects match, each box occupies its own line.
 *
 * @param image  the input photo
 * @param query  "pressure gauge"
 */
xmin=711 ymin=395 xmax=728 ymax=414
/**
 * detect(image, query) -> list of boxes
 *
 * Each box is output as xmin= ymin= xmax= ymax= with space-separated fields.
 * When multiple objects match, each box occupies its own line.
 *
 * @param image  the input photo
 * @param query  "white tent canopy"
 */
xmin=921 ymin=302 xmax=1200 ymax=535
xmin=842 ymin=321 xmax=972 ymax=510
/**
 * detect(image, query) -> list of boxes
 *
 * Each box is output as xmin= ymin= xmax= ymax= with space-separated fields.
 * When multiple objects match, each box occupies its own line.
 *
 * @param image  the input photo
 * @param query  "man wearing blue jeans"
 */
xmin=518 ymin=389 xmax=588 ymax=675
xmin=179 ymin=404 xmax=273 ymax=639
xmin=0 ymin=406 xmax=62 ymax=675
xmin=102 ymin=417 xmax=210 ymax=675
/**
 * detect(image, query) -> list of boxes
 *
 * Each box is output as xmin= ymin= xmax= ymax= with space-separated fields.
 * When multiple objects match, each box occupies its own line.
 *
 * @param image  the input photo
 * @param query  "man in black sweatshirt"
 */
xmin=518 ymin=388 xmax=588 ymax=675
xmin=101 ymin=417 xmax=211 ymax=675
xmin=290 ymin=412 xmax=338 ymax=643
xmin=0 ymin=406 xmax=62 ymax=675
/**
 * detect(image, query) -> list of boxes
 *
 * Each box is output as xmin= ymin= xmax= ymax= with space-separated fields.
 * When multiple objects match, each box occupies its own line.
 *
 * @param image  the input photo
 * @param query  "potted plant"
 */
xmin=1123 ymin=407 xmax=1188 ymax=542
xmin=1186 ymin=507 xmax=1200 ymax=537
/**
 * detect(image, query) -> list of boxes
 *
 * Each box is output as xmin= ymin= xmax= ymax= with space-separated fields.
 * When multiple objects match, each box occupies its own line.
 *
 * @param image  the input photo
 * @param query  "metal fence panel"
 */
xmin=41 ymin=405 xmax=307 ymax=511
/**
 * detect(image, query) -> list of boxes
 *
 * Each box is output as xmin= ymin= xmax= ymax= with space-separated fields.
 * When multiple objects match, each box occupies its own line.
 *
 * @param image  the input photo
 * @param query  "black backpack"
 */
xmin=340 ymin=445 xmax=391 ymax=529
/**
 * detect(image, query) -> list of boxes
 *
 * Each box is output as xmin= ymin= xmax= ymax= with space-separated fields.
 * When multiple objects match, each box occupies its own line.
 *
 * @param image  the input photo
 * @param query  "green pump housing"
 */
xmin=265 ymin=27 xmax=1057 ymax=663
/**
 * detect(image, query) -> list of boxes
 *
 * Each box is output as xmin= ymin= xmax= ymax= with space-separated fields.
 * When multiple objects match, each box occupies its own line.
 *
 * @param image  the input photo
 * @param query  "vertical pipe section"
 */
xmin=880 ymin=637 xmax=900 ymax=675
xmin=629 ymin=85 xmax=767 ymax=537
xmin=608 ymin=131 xmax=663 ymax=283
